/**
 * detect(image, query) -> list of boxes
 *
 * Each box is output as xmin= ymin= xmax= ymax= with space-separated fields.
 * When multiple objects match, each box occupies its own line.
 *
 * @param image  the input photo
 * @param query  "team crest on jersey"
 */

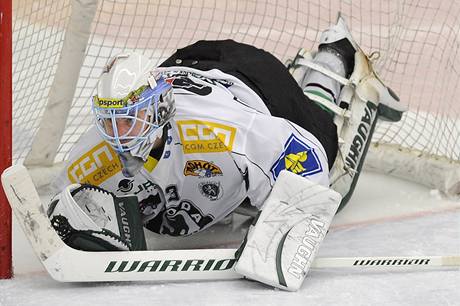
xmin=67 ymin=141 xmax=122 ymax=185
xmin=198 ymin=181 xmax=223 ymax=201
xmin=177 ymin=120 xmax=236 ymax=154
xmin=184 ymin=160 xmax=223 ymax=178
xmin=270 ymin=134 xmax=322 ymax=180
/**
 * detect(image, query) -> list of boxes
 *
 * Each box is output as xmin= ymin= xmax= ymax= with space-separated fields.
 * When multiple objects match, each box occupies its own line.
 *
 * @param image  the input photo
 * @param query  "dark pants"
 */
xmin=160 ymin=40 xmax=338 ymax=169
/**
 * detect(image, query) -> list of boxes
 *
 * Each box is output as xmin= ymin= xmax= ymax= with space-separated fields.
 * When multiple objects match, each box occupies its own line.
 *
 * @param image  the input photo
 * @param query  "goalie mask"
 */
xmin=92 ymin=52 xmax=175 ymax=158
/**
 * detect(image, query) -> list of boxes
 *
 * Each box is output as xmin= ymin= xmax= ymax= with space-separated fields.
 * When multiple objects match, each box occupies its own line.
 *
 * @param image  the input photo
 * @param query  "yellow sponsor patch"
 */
xmin=177 ymin=120 xmax=236 ymax=154
xmin=68 ymin=142 xmax=122 ymax=185
xmin=184 ymin=160 xmax=223 ymax=177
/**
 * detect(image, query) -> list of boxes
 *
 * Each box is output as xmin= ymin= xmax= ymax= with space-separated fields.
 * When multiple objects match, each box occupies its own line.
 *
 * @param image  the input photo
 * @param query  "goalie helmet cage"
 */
xmin=2 ymin=0 xmax=460 ymax=278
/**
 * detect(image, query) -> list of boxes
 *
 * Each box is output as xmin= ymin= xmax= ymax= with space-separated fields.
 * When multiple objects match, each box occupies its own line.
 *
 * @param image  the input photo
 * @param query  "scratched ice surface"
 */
xmin=1 ymin=171 xmax=459 ymax=306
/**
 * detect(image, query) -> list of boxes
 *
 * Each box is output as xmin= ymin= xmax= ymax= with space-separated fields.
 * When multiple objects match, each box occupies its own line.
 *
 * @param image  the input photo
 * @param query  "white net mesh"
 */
xmin=12 ymin=0 xmax=460 ymax=167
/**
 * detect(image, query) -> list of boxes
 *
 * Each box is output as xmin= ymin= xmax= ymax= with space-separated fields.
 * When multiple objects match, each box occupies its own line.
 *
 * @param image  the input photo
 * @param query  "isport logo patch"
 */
xmin=270 ymin=134 xmax=322 ymax=180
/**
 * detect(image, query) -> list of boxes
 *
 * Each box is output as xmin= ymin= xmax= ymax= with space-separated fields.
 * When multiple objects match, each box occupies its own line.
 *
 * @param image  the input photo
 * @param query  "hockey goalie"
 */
xmin=18 ymin=16 xmax=405 ymax=290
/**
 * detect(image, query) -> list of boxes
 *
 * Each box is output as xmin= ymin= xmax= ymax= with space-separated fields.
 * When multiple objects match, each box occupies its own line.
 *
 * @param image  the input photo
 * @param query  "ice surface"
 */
xmin=1 ymin=171 xmax=459 ymax=306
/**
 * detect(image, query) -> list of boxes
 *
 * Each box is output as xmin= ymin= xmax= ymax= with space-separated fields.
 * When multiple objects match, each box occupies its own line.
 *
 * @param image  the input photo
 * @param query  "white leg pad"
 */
xmin=234 ymin=170 xmax=341 ymax=291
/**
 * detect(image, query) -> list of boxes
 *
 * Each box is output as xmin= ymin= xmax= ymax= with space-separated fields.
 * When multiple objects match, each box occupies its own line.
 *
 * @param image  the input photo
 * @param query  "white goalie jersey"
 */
xmin=55 ymin=67 xmax=330 ymax=236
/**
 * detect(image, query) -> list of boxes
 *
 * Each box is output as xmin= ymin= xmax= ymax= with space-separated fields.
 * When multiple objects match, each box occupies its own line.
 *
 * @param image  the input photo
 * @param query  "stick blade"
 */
xmin=1 ymin=164 xmax=65 ymax=265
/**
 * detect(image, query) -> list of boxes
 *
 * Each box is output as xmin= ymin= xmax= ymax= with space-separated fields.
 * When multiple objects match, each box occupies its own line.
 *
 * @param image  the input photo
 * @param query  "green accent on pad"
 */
xmin=305 ymin=89 xmax=333 ymax=103
xmin=114 ymin=195 xmax=147 ymax=251
xmin=304 ymin=90 xmax=335 ymax=115
xmin=337 ymin=101 xmax=379 ymax=212
xmin=378 ymin=103 xmax=403 ymax=122
xmin=276 ymin=229 xmax=292 ymax=288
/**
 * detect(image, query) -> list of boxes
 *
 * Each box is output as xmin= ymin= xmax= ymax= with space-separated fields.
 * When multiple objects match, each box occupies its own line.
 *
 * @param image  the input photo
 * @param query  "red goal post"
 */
xmin=0 ymin=0 xmax=12 ymax=279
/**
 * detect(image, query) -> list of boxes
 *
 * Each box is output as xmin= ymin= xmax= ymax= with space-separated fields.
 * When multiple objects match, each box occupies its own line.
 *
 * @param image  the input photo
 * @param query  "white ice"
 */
xmin=1 ymin=171 xmax=459 ymax=306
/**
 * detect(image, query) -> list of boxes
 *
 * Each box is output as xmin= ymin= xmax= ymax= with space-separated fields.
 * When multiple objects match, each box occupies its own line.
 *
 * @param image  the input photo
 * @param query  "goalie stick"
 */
xmin=1 ymin=164 xmax=239 ymax=282
xmin=1 ymin=164 xmax=459 ymax=282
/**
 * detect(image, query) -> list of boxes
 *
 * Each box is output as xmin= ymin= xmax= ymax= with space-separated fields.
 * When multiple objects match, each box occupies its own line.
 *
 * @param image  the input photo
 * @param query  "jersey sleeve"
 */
xmin=240 ymin=114 xmax=330 ymax=208
xmin=52 ymin=127 xmax=168 ymax=225
xmin=52 ymin=127 xmax=124 ymax=192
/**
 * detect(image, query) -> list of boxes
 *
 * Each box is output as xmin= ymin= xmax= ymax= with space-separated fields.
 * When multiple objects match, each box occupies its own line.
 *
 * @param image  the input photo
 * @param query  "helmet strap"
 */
xmin=119 ymin=124 xmax=169 ymax=177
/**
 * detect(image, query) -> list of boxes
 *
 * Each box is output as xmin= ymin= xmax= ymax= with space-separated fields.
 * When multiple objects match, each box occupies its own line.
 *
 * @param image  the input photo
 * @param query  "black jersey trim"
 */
xmin=231 ymin=151 xmax=273 ymax=188
xmin=231 ymin=97 xmax=267 ymax=114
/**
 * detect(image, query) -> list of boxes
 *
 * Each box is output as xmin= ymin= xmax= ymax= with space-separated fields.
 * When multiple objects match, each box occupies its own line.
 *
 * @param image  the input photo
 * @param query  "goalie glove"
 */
xmin=47 ymin=184 xmax=147 ymax=251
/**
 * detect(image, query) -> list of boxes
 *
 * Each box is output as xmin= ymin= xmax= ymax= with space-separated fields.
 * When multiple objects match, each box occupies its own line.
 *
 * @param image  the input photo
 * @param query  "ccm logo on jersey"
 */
xmin=270 ymin=134 xmax=322 ymax=180
xmin=68 ymin=142 xmax=122 ymax=185
xmin=177 ymin=120 xmax=236 ymax=153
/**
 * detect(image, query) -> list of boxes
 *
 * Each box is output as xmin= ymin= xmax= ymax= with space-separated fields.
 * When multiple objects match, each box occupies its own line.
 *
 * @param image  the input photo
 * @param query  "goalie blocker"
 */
xmin=235 ymin=170 xmax=341 ymax=291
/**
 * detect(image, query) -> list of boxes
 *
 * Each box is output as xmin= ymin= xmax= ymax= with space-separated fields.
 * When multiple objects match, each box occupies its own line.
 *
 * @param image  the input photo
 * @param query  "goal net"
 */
xmin=2 ymin=0 xmax=460 ymax=278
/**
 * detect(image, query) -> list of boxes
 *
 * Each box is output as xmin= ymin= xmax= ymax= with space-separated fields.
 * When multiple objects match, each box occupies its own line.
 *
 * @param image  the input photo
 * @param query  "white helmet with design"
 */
xmin=92 ymin=52 xmax=175 ymax=161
